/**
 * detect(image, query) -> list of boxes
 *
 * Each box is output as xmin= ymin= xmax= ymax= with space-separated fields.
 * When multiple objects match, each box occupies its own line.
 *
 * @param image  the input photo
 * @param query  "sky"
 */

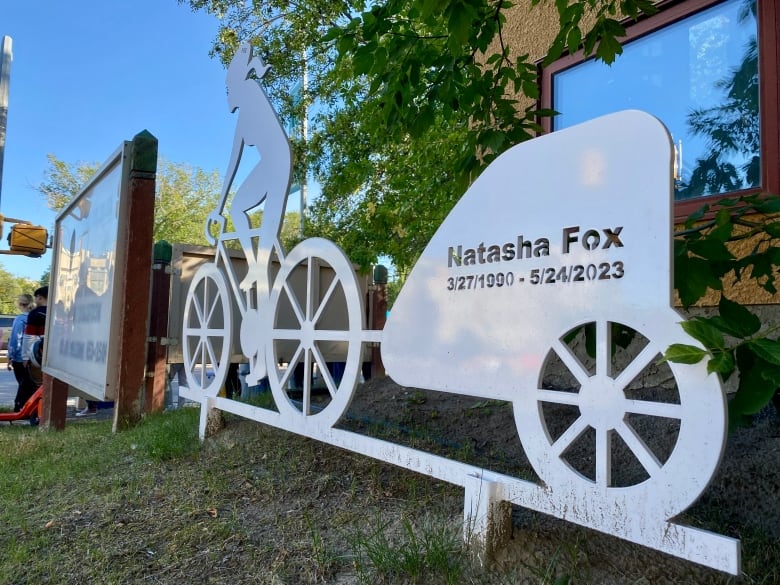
xmin=1 ymin=0 xmax=236 ymax=281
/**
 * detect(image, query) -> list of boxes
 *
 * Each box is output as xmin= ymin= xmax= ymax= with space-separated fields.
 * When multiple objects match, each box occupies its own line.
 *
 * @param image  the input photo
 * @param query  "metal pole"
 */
xmin=0 ymin=36 xmax=13 ymax=206
xmin=299 ymin=51 xmax=308 ymax=239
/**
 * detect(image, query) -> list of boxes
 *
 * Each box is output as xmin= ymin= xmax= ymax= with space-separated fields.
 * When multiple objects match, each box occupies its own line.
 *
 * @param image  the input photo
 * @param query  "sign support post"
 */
xmin=40 ymin=375 xmax=68 ymax=431
xmin=112 ymin=131 xmax=157 ymax=431
xmin=145 ymin=242 xmax=172 ymax=413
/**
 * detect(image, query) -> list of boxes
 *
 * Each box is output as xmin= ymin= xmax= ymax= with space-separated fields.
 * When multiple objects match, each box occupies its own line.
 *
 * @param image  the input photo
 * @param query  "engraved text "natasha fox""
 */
xmin=447 ymin=226 xmax=624 ymax=267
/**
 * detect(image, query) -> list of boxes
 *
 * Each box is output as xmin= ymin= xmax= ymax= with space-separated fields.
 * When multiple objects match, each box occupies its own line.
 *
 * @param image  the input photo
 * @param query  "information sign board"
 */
xmin=44 ymin=145 xmax=129 ymax=400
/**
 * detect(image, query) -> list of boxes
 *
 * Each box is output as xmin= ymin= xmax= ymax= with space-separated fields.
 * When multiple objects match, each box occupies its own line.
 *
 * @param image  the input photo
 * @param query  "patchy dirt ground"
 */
xmin=333 ymin=375 xmax=780 ymax=581
xmin=22 ymin=375 xmax=776 ymax=584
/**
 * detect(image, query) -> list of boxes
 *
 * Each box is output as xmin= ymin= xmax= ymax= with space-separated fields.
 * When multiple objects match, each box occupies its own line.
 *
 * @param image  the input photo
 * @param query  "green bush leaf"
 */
xmin=755 ymin=197 xmax=780 ymax=214
xmin=748 ymin=338 xmax=780 ymax=366
xmin=730 ymin=346 xmax=779 ymax=417
xmin=730 ymin=368 xmax=778 ymax=415
xmin=707 ymin=350 xmax=735 ymax=376
xmin=763 ymin=221 xmax=780 ymax=237
xmin=760 ymin=363 xmax=780 ymax=387
xmin=663 ymin=344 xmax=708 ymax=364
xmin=687 ymin=238 xmax=734 ymax=261
xmin=715 ymin=296 xmax=761 ymax=337
xmin=566 ymin=26 xmax=582 ymax=52
xmin=681 ymin=318 xmax=725 ymax=349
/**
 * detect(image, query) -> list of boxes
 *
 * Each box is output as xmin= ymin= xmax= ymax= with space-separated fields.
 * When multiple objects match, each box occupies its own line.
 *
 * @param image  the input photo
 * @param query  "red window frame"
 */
xmin=540 ymin=0 xmax=780 ymax=222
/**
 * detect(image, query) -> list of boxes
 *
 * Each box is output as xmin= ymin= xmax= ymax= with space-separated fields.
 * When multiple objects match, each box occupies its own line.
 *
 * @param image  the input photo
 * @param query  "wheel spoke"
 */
xmin=199 ymin=343 xmax=208 ymax=387
xmin=551 ymin=339 xmax=590 ymax=387
xmin=312 ymin=329 xmax=350 ymax=343
xmin=595 ymin=428 xmax=612 ymax=487
xmin=536 ymin=388 xmax=580 ymax=406
xmin=271 ymin=328 xmax=349 ymax=342
xmin=596 ymin=319 xmax=610 ymax=378
xmin=282 ymin=279 xmax=305 ymax=326
xmin=312 ymin=277 xmax=339 ymax=326
xmin=624 ymin=399 xmax=682 ymax=419
xmin=272 ymin=328 xmax=307 ymax=341
xmin=616 ymin=420 xmax=662 ymax=475
xmin=191 ymin=290 xmax=205 ymax=328
xmin=306 ymin=254 xmax=315 ymax=322
xmin=613 ymin=343 xmax=659 ymax=390
xmin=551 ymin=415 xmax=589 ymax=458
xmin=278 ymin=344 xmax=304 ymax=390
xmin=206 ymin=286 xmax=221 ymax=324
xmin=302 ymin=349 xmax=313 ymax=415
xmin=204 ymin=337 xmax=220 ymax=373
xmin=184 ymin=326 xmax=227 ymax=337
xmin=202 ymin=279 xmax=211 ymax=323
xmin=311 ymin=343 xmax=337 ymax=399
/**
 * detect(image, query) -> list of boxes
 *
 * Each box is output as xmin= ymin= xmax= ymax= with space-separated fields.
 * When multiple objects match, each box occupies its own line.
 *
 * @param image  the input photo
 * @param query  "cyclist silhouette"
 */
xmin=209 ymin=42 xmax=292 ymax=295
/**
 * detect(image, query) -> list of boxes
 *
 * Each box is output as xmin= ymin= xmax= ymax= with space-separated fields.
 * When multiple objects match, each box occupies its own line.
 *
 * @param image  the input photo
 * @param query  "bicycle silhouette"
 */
xmin=181 ymin=50 xmax=735 ymax=570
xmin=182 ymin=43 xmax=378 ymax=428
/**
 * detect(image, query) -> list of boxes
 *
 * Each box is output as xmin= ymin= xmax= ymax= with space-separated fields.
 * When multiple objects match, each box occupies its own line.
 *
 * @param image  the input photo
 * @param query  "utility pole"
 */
xmin=299 ymin=51 xmax=308 ymax=239
xmin=0 ymin=35 xmax=12 ymax=206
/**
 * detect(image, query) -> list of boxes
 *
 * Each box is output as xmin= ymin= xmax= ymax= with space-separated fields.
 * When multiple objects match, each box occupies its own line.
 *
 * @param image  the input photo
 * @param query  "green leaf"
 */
xmin=684 ymin=203 xmax=709 ymax=228
xmin=754 ymin=196 xmax=780 ymax=214
xmin=763 ymin=221 xmax=780 ymax=237
xmin=662 ymin=344 xmax=708 ymax=364
xmin=420 ymin=0 xmax=440 ymax=20
xmin=674 ymin=255 xmax=721 ymax=307
xmin=730 ymin=346 xmax=779 ymax=416
xmin=747 ymin=339 xmax=780 ymax=366
xmin=714 ymin=208 xmax=731 ymax=226
xmin=566 ymin=26 xmax=582 ymax=53
xmin=687 ymin=238 xmax=734 ymax=261
xmin=707 ymin=221 xmax=734 ymax=242
xmin=681 ymin=318 xmax=725 ymax=349
xmin=761 ymin=363 xmax=780 ymax=387
xmin=715 ymin=197 xmax=739 ymax=207
xmin=447 ymin=3 xmax=472 ymax=47
xmin=543 ymin=36 xmax=567 ymax=66
xmin=715 ymin=296 xmax=761 ymax=337
xmin=353 ymin=49 xmax=375 ymax=75
xmin=595 ymin=34 xmax=623 ymax=64
xmin=707 ymin=350 xmax=735 ymax=376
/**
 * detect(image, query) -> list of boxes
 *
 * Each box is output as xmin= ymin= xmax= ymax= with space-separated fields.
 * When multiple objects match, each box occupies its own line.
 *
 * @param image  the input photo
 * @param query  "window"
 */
xmin=541 ymin=0 xmax=779 ymax=218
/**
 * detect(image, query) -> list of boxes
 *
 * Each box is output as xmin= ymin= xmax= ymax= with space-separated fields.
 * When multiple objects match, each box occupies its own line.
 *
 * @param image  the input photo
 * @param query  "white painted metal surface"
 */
xmin=181 ymin=47 xmax=738 ymax=576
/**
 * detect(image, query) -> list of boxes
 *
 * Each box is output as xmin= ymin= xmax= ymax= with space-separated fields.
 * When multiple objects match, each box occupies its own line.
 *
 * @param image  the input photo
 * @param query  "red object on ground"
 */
xmin=0 ymin=386 xmax=42 ymax=423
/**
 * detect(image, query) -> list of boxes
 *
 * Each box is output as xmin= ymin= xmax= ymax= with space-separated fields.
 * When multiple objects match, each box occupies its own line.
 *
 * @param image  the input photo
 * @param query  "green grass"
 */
xmin=0 ymin=408 xmax=777 ymax=584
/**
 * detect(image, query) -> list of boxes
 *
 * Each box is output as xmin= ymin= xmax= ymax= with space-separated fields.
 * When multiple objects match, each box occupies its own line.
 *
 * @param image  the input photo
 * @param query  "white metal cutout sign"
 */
xmin=181 ymin=43 xmax=738 ymax=575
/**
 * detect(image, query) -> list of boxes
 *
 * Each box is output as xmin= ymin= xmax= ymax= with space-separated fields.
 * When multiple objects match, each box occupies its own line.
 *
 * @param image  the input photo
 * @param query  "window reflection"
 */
xmin=552 ymin=0 xmax=759 ymax=200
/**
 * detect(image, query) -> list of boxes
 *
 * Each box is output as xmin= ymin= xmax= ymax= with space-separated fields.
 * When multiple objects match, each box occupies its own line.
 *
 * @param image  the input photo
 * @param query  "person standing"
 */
xmin=8 ymin=293 xmax=34 ymax=411
xmin=22 ymin=286 xmax=47 ymax=381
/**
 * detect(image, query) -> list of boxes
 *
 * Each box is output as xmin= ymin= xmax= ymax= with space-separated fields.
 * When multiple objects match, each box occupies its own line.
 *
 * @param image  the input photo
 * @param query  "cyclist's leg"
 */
xmin=230 ymin=174 xmax=264 ymax=290
xmin=233 ymin=158 xmax=290 ymax=291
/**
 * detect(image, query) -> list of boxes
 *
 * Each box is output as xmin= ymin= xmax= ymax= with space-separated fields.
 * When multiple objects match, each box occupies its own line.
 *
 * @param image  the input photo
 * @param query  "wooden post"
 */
xmin=145 ymin=242 xmax=172 ymax=413
xmin=39 ymin=373 xmax=68 ymax=431
xmin=370 ymin=283 xmax=387 ymax=378
xmin=113 ymin=131 xmax=157 ymax=431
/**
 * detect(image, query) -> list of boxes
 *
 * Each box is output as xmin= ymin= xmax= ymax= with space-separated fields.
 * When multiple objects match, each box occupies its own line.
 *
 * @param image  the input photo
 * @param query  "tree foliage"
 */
xmin=0 ymin=263 xmax=40 ymax=314
xmin=152 ymin=161 xmax=222 ymax=245
xmin=39 ymin=155 xmax=222 ymax=247
xmin=185 ymin=0 xmax=778 ymax=422
xmin=182 ymin=0 xmax=658 ymax=273
xmin=37 ymin=155 xmax=101 ymax=212
xmin=665 ymin=193 xmax=780 ymax=428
